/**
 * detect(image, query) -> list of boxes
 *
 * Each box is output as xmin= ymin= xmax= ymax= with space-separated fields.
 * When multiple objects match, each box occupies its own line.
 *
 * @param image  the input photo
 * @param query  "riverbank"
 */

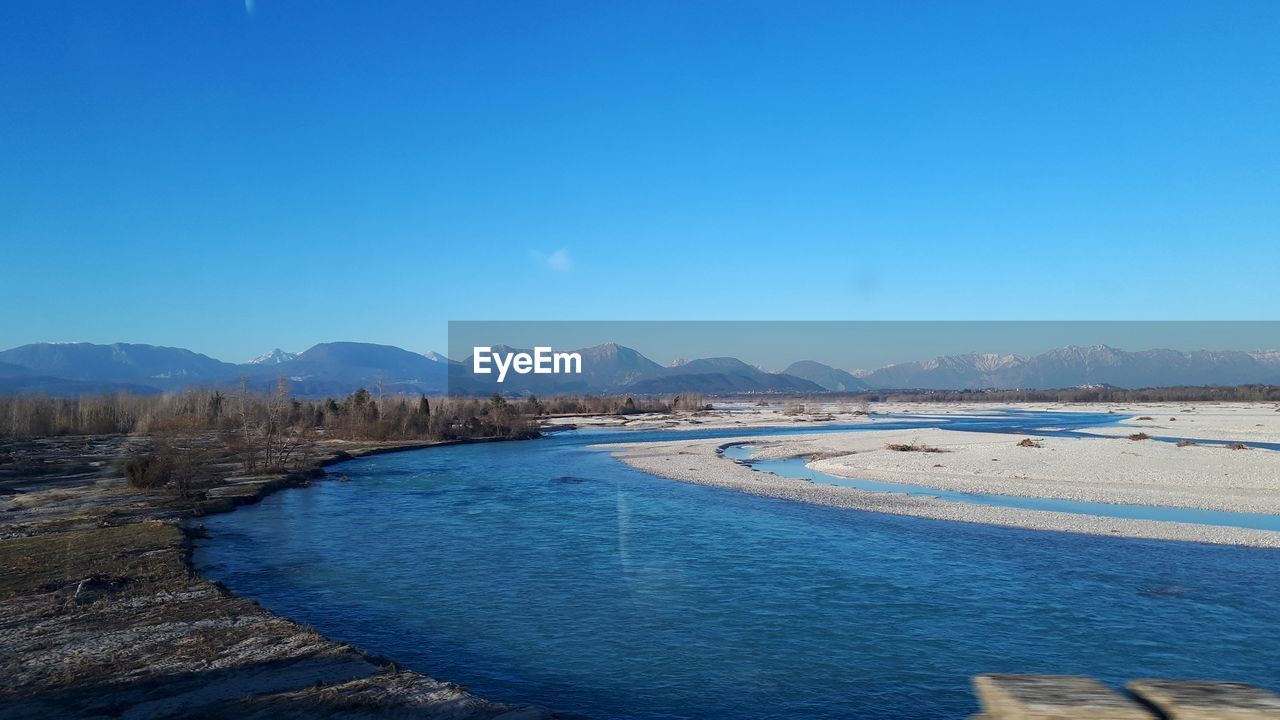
xmin=0 ymin=433 xmax=554 ymax=719
xmin=604 ymin=403 xmax=1280 ymax=548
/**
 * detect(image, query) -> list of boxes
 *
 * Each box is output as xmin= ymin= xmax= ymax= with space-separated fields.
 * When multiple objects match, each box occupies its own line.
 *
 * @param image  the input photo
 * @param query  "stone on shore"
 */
xmin=973 ymin=674 xmax=1154 ymax=719
xmin=1127 ymin=679 xmax=1280 ymax=719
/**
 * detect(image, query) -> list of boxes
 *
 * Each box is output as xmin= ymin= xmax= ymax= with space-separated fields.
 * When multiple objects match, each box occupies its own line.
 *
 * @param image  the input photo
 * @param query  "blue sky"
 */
xmin=2 ymin=1 xmax=1278 ymax=362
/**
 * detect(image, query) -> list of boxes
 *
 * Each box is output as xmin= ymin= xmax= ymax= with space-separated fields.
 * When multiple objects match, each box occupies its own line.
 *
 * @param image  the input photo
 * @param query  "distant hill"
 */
xmin=783 ymin=360 xmax=869 ymax=392
xmin=642 ymin=357 xmax=823 ymax=394
xmin=246 ymin=342 xmax=448 ymax=396
xmin=0 ymin=374 xmax=162 ymax=395
xmin=577 ymin=342 xmax=667 ymax=388
xmin=0 ymin=342 xmax=239 ymax=390
xmin=626 ymin=371 xmax=822 ymax=394
xmin=451 ymin=346 xmax=822 ymax=395
xmin=451 ymin=343 xmax=663 ymax=395
xmin=0 ymin=361 xmax=35 ymax=379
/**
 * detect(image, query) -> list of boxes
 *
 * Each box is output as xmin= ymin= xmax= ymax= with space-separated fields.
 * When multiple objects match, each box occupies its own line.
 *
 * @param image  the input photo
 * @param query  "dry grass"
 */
xmin=1017 ymin=438 xmax=1042 ymax=448
xmin=1128 ymin=433 xmax=1151 ymax=441
xmin=885 ymin=441 xmax=947 ymax=453
xmin=0 ymin=521 xmax=183 ymax=599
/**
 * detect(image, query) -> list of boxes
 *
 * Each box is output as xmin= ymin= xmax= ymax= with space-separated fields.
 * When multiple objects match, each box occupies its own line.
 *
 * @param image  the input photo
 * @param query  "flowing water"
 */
xmin=193 ymin=412 xmax=1280 ymax=719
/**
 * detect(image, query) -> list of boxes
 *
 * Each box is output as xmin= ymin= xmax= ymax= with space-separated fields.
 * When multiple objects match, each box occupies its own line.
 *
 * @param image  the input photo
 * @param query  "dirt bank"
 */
xmin=0 ymin=433 xmax=553 ymax=720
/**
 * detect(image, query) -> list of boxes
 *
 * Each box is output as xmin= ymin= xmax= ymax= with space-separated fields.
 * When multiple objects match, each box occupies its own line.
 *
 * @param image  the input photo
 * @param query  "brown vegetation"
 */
xmin=1128 ymin=433 xmax=1151 ymax=441
xmin=0 ymin=385 xmax=542 ymax=443
xmin=0 ymin=387 xmax=707 ymax=443
xmin=782 ymin=402 xmax=807 ymax=416
xmin=1017 ymin=438 xmax=1042 ymax=448
xmin=886 ymin=441 xmax=947 ymax=453
xmin=0 ymin=387 xmax=711 ymax=496
xmin=0 ymin=387 xmax=543 ymax=498
xmin=537 ymin=392 xmax=704 ymax=416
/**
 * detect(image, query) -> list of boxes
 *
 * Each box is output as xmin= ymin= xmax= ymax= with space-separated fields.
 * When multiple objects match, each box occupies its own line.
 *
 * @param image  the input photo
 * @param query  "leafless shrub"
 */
xmin=672 ymin=392 xmax=710 ymax=413
xmin=1128 ymin=433 xmax=1151 ymax=441
xmin=121 ymin=440 xmax=207 ymax=497
xmin=886 ymin=441 xmax=947 ymax=453
xmin=782 ymin=402 xmax=806 ymax=416
xmin=123 ymin=453 xmax=168 ymax=489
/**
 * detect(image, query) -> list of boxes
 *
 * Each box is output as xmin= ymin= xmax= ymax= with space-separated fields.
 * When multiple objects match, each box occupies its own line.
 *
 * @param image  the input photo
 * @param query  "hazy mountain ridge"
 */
xmin=0 ymin=341 xmax=449 ymax=397
xmin=2 ymin=341 xmax=1279 ymax=396
xmin=862 ymin=345 xmax=1280 ymax=389
xmin=783 ymin=361 xmax=869 ymax=392
xmin=0 ymin=342 xmax=238 ymax=390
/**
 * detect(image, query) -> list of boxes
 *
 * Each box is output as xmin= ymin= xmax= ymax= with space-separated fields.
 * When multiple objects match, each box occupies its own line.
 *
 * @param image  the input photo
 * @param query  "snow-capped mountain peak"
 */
xmin=246 ymin=349 xmax=299 ymax=365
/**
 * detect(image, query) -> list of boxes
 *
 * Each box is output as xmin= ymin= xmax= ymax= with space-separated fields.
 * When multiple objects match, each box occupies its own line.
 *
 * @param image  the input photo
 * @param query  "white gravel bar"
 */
xmin=598 ymin=403 xmax=1280 ymax=549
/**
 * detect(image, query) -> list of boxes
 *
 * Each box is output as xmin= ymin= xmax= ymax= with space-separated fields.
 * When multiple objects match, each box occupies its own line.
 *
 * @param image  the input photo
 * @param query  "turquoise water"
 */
xmin=194 ymin=413 xmax=1280 ymax=719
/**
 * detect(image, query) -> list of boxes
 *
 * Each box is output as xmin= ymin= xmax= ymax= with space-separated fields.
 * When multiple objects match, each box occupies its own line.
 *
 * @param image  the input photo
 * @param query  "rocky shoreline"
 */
xmin=0 ymin=433 xmax=554 ymax=719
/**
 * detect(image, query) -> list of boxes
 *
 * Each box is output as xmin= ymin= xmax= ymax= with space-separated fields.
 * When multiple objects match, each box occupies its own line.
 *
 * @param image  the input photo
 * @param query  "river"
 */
xmin=193 ymin=411 xmax=1280 ymax=719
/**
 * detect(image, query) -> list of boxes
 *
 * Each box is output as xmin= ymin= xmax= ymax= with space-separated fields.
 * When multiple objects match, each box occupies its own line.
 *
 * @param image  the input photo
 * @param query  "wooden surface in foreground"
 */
xmin=973 ymin=674 xmax=1280 ymax=719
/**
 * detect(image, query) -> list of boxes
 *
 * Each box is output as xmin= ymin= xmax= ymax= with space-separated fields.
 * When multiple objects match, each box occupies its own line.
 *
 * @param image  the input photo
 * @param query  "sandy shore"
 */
xmin=602 ymin=403 xmax=1280 ymax=548
xmin=550 ymin=400 xmax=1280 ymax=436
xmin=1087 ymin=403 xmax=1280 ymax=443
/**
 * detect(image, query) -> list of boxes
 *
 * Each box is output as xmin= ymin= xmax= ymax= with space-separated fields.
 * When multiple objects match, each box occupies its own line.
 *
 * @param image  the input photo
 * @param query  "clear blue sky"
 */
xmin=2 ymin=1 xmax=1278 ymax=362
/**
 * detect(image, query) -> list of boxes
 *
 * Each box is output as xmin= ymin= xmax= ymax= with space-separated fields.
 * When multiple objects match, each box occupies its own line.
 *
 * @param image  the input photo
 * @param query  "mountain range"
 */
xmin=861 ymin=346 xmax=1280 ymax=390
xmin=1 ymin=341 xmax=1279 ymax=397
xmin=0 ymin=342 xmax=448 ymax=397
xmin=449 ymin=344 xmax=823 ymax=395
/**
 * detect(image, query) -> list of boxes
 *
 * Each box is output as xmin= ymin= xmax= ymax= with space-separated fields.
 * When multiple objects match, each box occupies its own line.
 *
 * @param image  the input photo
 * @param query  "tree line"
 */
xmin=0 ymin=385 xmax=708 ymax=494
xmin=0 ymin=385 xmax=707 ymax=441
